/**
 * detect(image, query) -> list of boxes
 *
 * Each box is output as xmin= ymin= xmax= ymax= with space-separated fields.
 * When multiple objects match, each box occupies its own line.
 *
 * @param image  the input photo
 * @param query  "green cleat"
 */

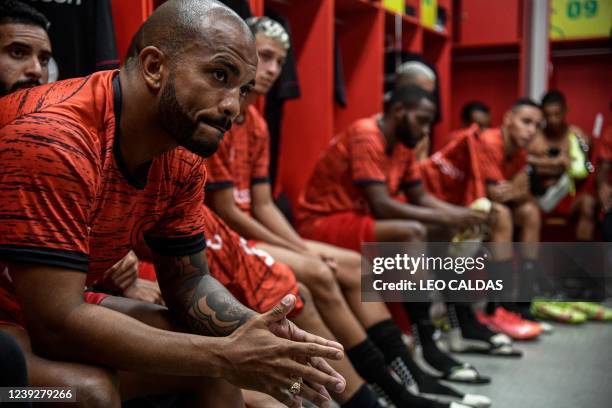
xmin=566 ymin=302 xmax=612 ymax=321
xmin=531 ymin=301 xmax=587 ymax=324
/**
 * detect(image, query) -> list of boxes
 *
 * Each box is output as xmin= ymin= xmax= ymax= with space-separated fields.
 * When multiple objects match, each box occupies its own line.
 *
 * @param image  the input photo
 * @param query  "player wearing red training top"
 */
xmin=527 ymin=90 xmax=595 ymax=241
xmin=296 ymin=86 xmax=485 ymax=247
xmin=0 ymin=2 xmax=346 ymax=406
xmin=476 ymin=98 xmax=546 ymax=339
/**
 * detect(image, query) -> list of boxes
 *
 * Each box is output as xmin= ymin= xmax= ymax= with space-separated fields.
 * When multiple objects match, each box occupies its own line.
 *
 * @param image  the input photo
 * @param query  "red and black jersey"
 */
xmin=0 ymin=70 xmax=207 ymax=291
xmin=477 ymin=127 xmax=527 ymax=183
xmin=419 ymin=126 xmax=486 ymax=206
xmin=295 ymin=115 xmax=421 ymax=224
xmin=205 ymin=105 xmax=270 ymax=213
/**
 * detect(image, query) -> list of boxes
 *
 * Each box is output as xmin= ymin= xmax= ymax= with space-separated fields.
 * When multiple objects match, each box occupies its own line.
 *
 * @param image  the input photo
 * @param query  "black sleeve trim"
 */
xmin=354 ymin=179 xmax=387 ymax=186
xmin=400 ymin=179 xmax=422 ymax=189
xmin=485 ymin=178 xmax=500 ymax=185
xmin=205 ymin=181 xmax=234 ymax=190
xmin=0 ymin=245 xmax=88 ymax=272
xmin=251 ymin=177 xmax=270 ymax=185
xmin=145 ymin=233 xmax=207 ymax=257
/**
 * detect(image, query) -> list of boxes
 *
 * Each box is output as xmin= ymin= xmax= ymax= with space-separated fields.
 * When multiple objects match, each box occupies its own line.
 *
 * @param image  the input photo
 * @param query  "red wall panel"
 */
xmin=451 ymin=59 xmax=520 ymax=130
xmin=271 ymin=0 xmax=335 ymax=205
xmin=110 ymin=0 xmax=153 ymax=63
xmin=334 ymin=7 xmax=384 ymax=134
xmin=549 ymin=54 xmax=612 ymax=137
xmin=456 ymin=0 xmax=520 ymax=46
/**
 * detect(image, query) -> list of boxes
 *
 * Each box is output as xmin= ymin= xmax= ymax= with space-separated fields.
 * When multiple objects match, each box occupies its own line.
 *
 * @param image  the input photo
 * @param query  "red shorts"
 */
xmin=550 ymin=176 xmax=595 ymax=216
xmin=205 ymin=237 xmax=303 ymax=318
xmin=298 ymin=212 xmax=376 ymax=253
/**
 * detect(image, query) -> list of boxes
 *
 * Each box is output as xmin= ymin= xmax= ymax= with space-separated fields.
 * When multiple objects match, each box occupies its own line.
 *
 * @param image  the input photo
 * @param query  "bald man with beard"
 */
xmin=0 ymin=1 xmax=345 ymax=407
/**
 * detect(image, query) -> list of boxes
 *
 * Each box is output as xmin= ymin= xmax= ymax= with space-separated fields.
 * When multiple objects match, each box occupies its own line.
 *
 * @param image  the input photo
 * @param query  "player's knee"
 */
xmin=394 ymin=220 xmax=426 ymax=242
xmin=301 ymin=260 xmax=339 ymax=298
xmin=72 ymin=367 xmax=120 ymax=408
xmin=517 ymin=201 xmax=541 ymax=226
xmin=491 ymin=203 xmax=513 ymax=230
xmin=297 ymin=282 xmax=313 ymax=304
xmin=578 ymin=194 xmax=596 ymax=218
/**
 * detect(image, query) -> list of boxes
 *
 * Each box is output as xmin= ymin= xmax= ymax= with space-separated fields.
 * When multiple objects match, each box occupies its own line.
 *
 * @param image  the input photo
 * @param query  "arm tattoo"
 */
xmin=154 ymin=251 xmax=256 ymax=336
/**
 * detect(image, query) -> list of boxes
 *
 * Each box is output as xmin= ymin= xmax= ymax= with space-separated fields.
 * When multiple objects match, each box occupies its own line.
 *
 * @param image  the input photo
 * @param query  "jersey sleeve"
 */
xmin=0 ymin=120 xmax=97 ymax=272
xmin=205 ymin=136 xmax=234 ymax=190
xmin=145 ymin=158 xmax=207 ymax=257
xmin=250 ymin=111 xmax=271 ymax=185
xmin=348 ymin=129 xmax=387 ymax=185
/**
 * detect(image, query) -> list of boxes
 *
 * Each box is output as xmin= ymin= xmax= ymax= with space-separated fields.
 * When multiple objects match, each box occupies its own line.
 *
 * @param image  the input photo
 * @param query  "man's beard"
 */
xmin=397 ymin=115 xmax=420 ymax=148
xmin=158 ymin=74 xmax=230 ymax=158
xmin=0 ymin=79 xmax=42 ymax=97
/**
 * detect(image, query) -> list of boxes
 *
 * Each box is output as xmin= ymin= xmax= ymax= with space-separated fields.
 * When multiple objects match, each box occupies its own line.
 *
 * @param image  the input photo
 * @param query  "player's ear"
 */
xmin=139 ymin=46 xmax=167 ymax=92
xmin=391 ymin=102 xmax=405 ymax=122
xmin=502 ymin=110 xmax=513 ymax=128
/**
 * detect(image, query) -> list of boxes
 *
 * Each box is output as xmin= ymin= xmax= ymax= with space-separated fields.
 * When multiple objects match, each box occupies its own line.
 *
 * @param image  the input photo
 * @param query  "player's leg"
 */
xmin=253 ymin=242 xmax=366 ymax=348
xmin=303 ymin=240 xmax=392 ymax=328
xmin=0 ymin=323 xmax=122 ymax=408
xmin=374 ymin=219 xmax=427 ymax=242
xmin=96 ymin=296 xmax=244 ymax=407
xmin=572 ymin=193 xmax=597 ymax=241
xmin=290 ymin=284 xmax=379 ymax=407
xmin=513 ymin=200 xmax=541 ymax=254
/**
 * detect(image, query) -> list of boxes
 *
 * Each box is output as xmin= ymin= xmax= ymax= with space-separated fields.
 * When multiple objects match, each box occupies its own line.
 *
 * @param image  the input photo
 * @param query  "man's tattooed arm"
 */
xmin=153 ymin=251 xmax=256 ymax=336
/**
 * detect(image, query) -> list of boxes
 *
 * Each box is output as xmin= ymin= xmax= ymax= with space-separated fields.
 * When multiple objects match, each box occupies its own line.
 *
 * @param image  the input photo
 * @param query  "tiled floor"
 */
xmin=449 ymin=321 xmax=612 ymax=408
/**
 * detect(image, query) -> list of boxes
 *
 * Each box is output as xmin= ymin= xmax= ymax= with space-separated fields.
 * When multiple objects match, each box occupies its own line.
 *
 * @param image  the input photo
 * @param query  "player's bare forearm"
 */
xmin=527 ymin=155 xmax=566 ymax=176
xmin=209 ymin=188 xmax=293 ymax=249
xmin=153 ymin=251 xmax=256 ymax=337
xmin=251 ymin=186 xmax=308 ymax=252
xmin=11 ymin=264 xmax=228 ymax=376
xmin=361 ymin=183 xmax=449 ymax=224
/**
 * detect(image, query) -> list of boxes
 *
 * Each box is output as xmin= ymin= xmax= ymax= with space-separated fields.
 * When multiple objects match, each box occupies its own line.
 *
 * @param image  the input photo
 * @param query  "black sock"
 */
xmin=414 ymin=320 xmax=465 ymax=374
xmin=488 ymin=259 xmax=515 ymax=312
xmin=453 ymin=303 xmax=496 ymax=342
xmin=367 ymin=319 xmax=462 ymax=398
xmin=519 ymin=259 xmax=537 ymax=299
xmin=341 ymin=384 xmax=381 ymax=408
xmin=346 ymin=339 xmax=446 ymax=408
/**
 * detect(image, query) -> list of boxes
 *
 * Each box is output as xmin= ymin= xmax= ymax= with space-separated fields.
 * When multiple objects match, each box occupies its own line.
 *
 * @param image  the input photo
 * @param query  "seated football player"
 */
xmin=476 ymin=98 xmax=546 ymax=339
xmin=0 ymin=2 xmax=346 ymax=406
xmin=460 ymin=101 xmax=491 ymax=131
xmin=527 ymin=90 xmax=595 ymax=240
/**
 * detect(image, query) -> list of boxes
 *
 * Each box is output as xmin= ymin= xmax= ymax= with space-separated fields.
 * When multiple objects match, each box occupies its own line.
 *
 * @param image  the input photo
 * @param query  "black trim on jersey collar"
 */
xmin=0 ymin=245 xmax=89 ymax=272
xmin=112 ymin=75 xmax=152 ymax=190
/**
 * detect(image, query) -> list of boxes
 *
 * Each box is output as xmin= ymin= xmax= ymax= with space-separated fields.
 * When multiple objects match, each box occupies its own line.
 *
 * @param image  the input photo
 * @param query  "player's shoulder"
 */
xmin=246 ymin=105 xmax=269 ymax=134
xmin=347 ymin=116 xmax=383 ymax=144
xmin=0 ymin=72 xmax=113 ymax=128
xmin=477 ymin=127 xmax=502 ymax=146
